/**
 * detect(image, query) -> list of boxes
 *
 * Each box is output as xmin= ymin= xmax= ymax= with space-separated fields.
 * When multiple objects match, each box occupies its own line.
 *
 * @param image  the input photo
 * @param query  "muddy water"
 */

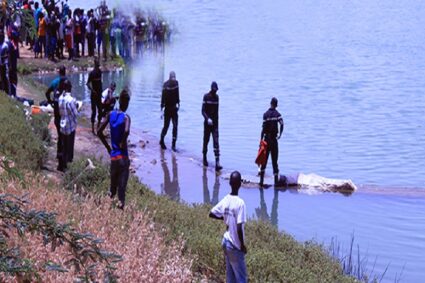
xmin=35 ymin=0 xmax=425 ymax=281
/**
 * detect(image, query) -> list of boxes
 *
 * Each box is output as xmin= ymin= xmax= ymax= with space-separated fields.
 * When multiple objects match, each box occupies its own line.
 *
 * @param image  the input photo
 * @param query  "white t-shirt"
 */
xmin=211 ymin=194 xmax=247 ymax=250
xmin=101 ymin=88 xmax=115 ymax=104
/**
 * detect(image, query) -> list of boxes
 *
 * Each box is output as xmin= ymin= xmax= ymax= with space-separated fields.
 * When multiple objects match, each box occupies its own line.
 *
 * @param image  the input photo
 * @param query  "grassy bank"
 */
xmin=9 ymin=55 xmax=363 ymax=282
xmin=65 ymin=158 xmax=358 ymax=283
xmin=0 ymin=89 xmax=359 ymax=282
xmin=0 ymin=93 xmax=193 ymax=282
xmin=0 ymin=93 xmax=50 ymax=171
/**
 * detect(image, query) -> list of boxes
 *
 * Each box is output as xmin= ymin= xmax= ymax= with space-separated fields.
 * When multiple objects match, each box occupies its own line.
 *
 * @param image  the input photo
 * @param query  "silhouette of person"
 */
xmin=202 ymin=167 xmax=220 ymax=206
xmin=160 ymin=150 xmax=180 ymax=201
xmin=255 ymin=188 xmax=279 ymax=227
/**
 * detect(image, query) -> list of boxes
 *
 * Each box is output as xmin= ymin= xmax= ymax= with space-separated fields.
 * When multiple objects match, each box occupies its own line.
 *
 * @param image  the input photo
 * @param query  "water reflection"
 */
xmin=160 ymin=150 xmax=180 ymax=201
xmin=202 ymin=168 xmax=220 ymax=205
xmin=255 ymin=188 xmax=279 ymax=227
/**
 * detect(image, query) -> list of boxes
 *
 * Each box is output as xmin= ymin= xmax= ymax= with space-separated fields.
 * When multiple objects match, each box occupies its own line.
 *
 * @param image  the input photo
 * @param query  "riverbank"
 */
xmin=0 ymin=50 xmax=365 ymax=282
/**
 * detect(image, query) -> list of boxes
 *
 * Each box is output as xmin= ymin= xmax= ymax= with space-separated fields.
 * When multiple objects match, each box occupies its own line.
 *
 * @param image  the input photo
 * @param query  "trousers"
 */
xmin=58 ymin=130 xmax=75 ymax=171
xmin=203 ymin=124 xmax=219 ymax=157
xmin=110 ymin=157 xmax=130 ymax=205
xmin=90 ymin=93 xmax=102 ymax=125
xmin=222 ymin=238 xmax=247 ymax=283
xmin=161 ymin=110 xmax=178 ymax=142
xmin=260 ymin=136 xmax=279 ymax=175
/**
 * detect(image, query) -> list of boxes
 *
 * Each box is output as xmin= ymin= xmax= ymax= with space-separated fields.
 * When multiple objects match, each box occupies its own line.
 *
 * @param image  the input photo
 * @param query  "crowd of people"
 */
xmin=3 ymin=0 xmax=172 ymax=65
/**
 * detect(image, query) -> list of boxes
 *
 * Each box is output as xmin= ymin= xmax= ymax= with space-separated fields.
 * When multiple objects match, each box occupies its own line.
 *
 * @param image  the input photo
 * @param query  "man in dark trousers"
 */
xmin=202 ymin=81 xmax=222 ymax=171
xmin=98 ymin=89 xmax=131 ymax=210
xmin=0 ymin=32 xmax=9 ymax=94
xmin=45 ymin=66 xmax=67 ymax=167
xmin=160 ymin=71 xmax=180 ymax=151
xmin=86 ymin=58 xmax=103 ymax=134
xmin=209 ymin=171 xmax=248 ymax=283
xmin=259 ymin=97 xmax=284 ymax=186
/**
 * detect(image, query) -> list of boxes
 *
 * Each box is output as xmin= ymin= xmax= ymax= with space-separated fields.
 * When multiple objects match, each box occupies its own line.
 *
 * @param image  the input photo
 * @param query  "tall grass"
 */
xmin=65 ymin=158 xmax=359 ymax=283
xmin=0 ymin=175 xmax=193 ymax=282
xmin=328 ymin=235 xmax=404 ymax=283
xmin=0 ymin=93 xmax=49 ymax=170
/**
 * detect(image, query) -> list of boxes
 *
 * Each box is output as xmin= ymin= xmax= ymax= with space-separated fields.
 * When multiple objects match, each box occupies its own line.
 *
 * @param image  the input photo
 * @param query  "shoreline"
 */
xmin=16 ymin=47 xmax=425 ymax=204
xmin=12 ymin=48 xmax=414 ymax=282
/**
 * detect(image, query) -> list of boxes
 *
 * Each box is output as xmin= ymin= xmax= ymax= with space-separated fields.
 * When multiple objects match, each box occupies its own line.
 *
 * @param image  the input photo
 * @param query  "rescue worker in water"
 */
xmin=202 ymin=81 xmax=223 ymax=171
xmin=160 ymin=71 xmax=180 ymax=152
xmin=260 ymin=97 xmax=284 ymax=186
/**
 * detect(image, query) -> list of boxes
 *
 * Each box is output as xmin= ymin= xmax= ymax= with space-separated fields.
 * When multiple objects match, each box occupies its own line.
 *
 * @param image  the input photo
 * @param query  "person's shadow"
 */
xmin=160 ymin=151 xmax=180 ymax=201
xmin=255 ymin=188 xmax=279 ymax=227
xmin=202 ymin=167 xmax=220 ymax=206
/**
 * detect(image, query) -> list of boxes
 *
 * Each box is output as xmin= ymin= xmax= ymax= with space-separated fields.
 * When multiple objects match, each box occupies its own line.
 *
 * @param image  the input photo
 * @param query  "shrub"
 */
xmin=0 ymin=174 xmax=193 ymax=282
xmin=0 ymin=93 xmax=47 ymax=170
xmin=65 ymin=158 xmax=358 ymax=283
xmin=30 ymin=113 xmax=51 ymax=145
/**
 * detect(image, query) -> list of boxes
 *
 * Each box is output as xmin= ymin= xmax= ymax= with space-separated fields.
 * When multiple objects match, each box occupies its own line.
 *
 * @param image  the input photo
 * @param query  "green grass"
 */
xmin=0 ymin=93 xmax=50 ymax=170
xmin=0 ymin=87 xmax=358 ymax=282
xmin=65 ymin=158 xmax=357 ymax=283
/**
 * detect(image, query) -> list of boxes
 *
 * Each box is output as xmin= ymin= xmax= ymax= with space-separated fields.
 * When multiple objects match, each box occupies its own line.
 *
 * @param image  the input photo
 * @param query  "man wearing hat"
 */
xmin=202 ymin=81 xmax=222 ymax=171
xmin=259 ymin=97 xmax=284 ymax=186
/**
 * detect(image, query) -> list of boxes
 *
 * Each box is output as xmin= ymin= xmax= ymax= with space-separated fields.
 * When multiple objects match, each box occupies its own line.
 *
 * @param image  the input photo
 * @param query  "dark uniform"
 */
xmin=202 ymin=91 xmax=220 ymax=157
xmin=160 ymin=79 xmax=180 ymax=148
xmin=46 ymin=74 xmax=67 ymax=162
xmin=0 ymin=39 xmax=9 ymax=95
xmin=260 ymin=107 xmax=284 ymax=182
xmin=87 ymin=68 xmax=103 ymax=126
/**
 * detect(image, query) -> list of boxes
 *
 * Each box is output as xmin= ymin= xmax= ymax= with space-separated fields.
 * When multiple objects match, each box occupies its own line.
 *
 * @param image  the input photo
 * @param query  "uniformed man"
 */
xmin=202 ymin=81 xmax=222 ymax=171
xmin=86 ymin=58 xmax=103 ymax=134
xmin=160 ymin=71 xmax=180 ymax=152
xmin=259 ymin=97 xmax=284 ymax=186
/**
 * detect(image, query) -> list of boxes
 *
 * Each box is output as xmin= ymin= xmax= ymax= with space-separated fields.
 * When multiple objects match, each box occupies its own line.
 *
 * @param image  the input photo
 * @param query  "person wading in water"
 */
xmin=160 ymin=71 xmax=180 ymax=152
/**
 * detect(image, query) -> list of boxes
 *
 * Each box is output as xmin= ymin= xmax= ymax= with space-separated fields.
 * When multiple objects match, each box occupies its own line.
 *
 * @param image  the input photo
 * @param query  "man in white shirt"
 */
xmin=101 ymin=82 xmax=116 ymax=119
xmin=58 ymin=79 xmax=79 ymax=171
xmin=209 ymin=171 xmax=248 ymax=283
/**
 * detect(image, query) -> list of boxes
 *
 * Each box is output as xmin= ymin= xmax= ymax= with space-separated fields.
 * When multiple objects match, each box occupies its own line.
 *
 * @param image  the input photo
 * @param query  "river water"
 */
xmin=36 ymin=0 xmax=425 ymax=281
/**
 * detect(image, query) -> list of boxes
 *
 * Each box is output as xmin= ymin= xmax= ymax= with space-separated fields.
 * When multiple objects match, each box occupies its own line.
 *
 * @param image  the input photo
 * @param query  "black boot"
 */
xmin=159 ymin=138 xmax=166 ymax=150
xmin=172 ymin=139 xmax=177 ymax=152
xmin=259 ymin=172 xmax=265 ymax=187
xmin=203 ymin=154 xmax=208 ymax=167
xmin=91 ymin=123 xmax=96 ymax=135
xmin=215 ymin=157 xmax=223 ymax=171
xmin=274 ymin=174 xmax=279 ymax=186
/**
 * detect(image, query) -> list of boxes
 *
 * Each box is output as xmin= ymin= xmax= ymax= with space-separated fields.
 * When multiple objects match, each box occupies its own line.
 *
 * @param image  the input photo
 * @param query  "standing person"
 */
xmin=58 ymin=79 xmax=78 ymax=171
xmin=56 ymin=14 xmax=65 ymax=59
xmin=37 ymin=13 xmax=47 ymax=58
xmin=64 ymin=10 xmax=74 ymax=60
xmin=80 ymin=9 xmax=87 ymax=57
xmin=47 ymin=12 xmax=59 ymax=61
xmin=45 ymin=66 xmax=67 ymax=165
xmin=160 ymin=71 xmax=179 ymax=151
xmin=259 ymin=97 xmax=284 ymax=187
xmin=7 ymin=37 xmax=18 ymax=97
xmin=101 ymin=82 xmax=116 ymax=119
xmin=86 ymin=10 xmax=96 ymax=57
xmin=0 ymin=33 xmax=10 ymax=95
xmin=33 ymin=2 xmax=42 ymax=56
xmin=73 ymin=9 xmax=82 ymax=57
xmin=209 ymin=171 xmax=248 ymax=283
xmin=97 ymin=89 xmax=131 ymax=210
xmin=202 ymin=81 xmax=222 ymax=171
xmin=86 ymin=58 xmax=103 ymax=134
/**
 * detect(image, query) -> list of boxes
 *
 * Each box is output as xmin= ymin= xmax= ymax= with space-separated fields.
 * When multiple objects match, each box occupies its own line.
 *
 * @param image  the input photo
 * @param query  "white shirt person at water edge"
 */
xmin=209 ymin=171 xmax=248 ymax=283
